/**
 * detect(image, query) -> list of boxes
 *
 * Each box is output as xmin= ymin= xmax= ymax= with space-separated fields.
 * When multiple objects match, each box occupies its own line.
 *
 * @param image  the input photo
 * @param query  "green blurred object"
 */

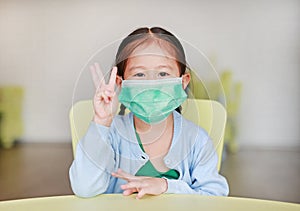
xmin=0 ymin=86 xmax=24 ymax=148
xmin=188 ymin=70 xmax=242 ymax=154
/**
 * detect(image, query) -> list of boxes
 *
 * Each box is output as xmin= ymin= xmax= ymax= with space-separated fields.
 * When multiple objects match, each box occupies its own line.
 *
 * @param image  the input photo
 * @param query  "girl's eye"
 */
xmin=133 ymin=73 xmax=145 ymax=77
xmin=159 ymin=72 xmax=170 ymax=77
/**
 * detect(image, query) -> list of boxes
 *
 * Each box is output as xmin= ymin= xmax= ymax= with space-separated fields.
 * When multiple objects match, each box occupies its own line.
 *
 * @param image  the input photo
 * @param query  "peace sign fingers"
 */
xmin=90 ymin=62 xmax=119 ymax=126
xmin=108 ymin=66 xmax=117 ymax=90
xmin=102 ymin=66 xmax=117 ymax=103
xmin=90 ymin=62 xmax=104 ymax=90
xmin=90 ymin=63 xmax=117 ymax=91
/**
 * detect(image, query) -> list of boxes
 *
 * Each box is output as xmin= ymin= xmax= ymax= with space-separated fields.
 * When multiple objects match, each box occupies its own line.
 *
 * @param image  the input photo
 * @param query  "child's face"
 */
xmin=116 ymin=43 xmax=190 ymax=89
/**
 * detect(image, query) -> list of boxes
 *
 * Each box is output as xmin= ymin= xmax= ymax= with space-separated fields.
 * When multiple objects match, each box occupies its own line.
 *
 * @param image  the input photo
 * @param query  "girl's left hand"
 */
xmin=111 ymin=169 xmax=168 ymax=199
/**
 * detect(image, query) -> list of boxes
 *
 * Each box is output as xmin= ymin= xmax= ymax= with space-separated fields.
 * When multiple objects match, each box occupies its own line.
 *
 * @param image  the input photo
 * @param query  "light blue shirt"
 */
xmin=69 ymin=111 xmax=229 ymax=197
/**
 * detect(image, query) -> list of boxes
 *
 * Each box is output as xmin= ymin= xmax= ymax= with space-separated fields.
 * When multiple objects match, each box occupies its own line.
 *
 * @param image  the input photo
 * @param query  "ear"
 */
xmin=182 ymin=72 xmax=191 ymax=89
xmin=116 ymin=75 xmax=123 ymax=88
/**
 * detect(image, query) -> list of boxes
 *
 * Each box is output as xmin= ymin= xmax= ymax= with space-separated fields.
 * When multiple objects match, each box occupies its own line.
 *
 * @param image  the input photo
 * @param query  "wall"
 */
xmin=0 ymin=0 xmax=299 ymax=148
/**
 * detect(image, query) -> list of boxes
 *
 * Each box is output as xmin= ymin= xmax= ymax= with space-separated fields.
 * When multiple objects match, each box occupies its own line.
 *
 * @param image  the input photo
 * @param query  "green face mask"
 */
xmin=118 ymin=77 xmax=187 ymax=124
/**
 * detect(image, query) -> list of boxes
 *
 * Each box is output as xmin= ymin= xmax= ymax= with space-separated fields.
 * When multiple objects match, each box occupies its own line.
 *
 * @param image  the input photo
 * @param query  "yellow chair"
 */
xmin=69 ymin=99 xmax=226 ymax=171
xmin=0 ymin=86 xmax=24 ymax=148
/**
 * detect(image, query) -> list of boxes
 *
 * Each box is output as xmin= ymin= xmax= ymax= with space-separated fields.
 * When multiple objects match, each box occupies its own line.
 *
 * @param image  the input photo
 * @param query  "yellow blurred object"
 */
xmin=188 ymin=70 xmax=242 ymax=153
xmin=0 ymin=86 xmax=24 ymax=148
xmin=188 ymin=71 xmax=209 ymax=99
xmin=69 ymin=99 xmax=227 ymax=171
xmin=221 ymin=71 xmax=242 ymax=153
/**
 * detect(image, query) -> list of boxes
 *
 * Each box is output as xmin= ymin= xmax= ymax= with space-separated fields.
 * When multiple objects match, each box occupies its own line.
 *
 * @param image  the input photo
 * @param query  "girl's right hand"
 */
xmin=90 ymin=63 xmax=118 ymax=126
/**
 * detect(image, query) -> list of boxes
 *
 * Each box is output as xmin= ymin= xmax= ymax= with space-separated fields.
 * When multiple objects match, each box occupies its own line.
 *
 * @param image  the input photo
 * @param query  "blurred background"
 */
xmin=0 ymin=0 xmax=299 ymax=203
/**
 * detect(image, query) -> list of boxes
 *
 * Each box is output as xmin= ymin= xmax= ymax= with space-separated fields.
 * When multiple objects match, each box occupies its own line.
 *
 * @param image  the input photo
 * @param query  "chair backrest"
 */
xmin=69 ymin=99 xmax=226 ymax=171
xmin=181 ymin=99 xmax=226 ymax=171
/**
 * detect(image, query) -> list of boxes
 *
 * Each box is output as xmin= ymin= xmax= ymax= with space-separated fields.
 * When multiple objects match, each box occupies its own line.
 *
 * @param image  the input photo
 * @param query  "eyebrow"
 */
xmin=128 ymin=65 xmax=173 ymax=72
xmin=128 ymin=66 xmax=147 ymax=72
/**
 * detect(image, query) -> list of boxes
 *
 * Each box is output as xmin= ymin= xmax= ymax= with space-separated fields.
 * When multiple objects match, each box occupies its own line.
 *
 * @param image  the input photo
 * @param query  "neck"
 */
xmin=134 ymin=113 xmax=174 ymax=158
xmin=134 ymin=113 xmax=173 ymax=135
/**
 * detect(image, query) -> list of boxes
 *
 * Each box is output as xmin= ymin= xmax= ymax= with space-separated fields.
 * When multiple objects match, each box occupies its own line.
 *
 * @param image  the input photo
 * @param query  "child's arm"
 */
xmin=69 ymin=63 xmax=119 ymax=197
xmin=165 ymin=132 xmax=229 ymax=196
xmin=69 ymin=122 xmax=116 ymax=197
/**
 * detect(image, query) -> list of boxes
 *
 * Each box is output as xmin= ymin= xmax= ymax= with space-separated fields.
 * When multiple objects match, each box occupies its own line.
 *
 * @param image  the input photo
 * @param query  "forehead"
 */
xmin=127 ymin=42 xmax=178 ymax=68
xmin=130 ymin=40 xmax=177 ymax=60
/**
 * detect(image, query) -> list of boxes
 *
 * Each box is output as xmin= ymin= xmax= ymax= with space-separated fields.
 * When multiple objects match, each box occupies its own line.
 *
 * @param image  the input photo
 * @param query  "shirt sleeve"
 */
xmin=165 ymin=130 xmax=229 ymax=196
xmin=69 ymin=121 xmax=116 ymax=197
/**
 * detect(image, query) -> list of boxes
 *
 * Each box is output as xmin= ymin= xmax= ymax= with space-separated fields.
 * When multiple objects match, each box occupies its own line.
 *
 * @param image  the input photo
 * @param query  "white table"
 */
xmin=0 ymin=194 xmax=299 ymax=211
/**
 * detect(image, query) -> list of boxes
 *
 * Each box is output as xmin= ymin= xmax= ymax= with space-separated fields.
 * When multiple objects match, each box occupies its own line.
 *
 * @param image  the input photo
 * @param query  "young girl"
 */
xmin=69 ymin=27 xmax=229 ymax=199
